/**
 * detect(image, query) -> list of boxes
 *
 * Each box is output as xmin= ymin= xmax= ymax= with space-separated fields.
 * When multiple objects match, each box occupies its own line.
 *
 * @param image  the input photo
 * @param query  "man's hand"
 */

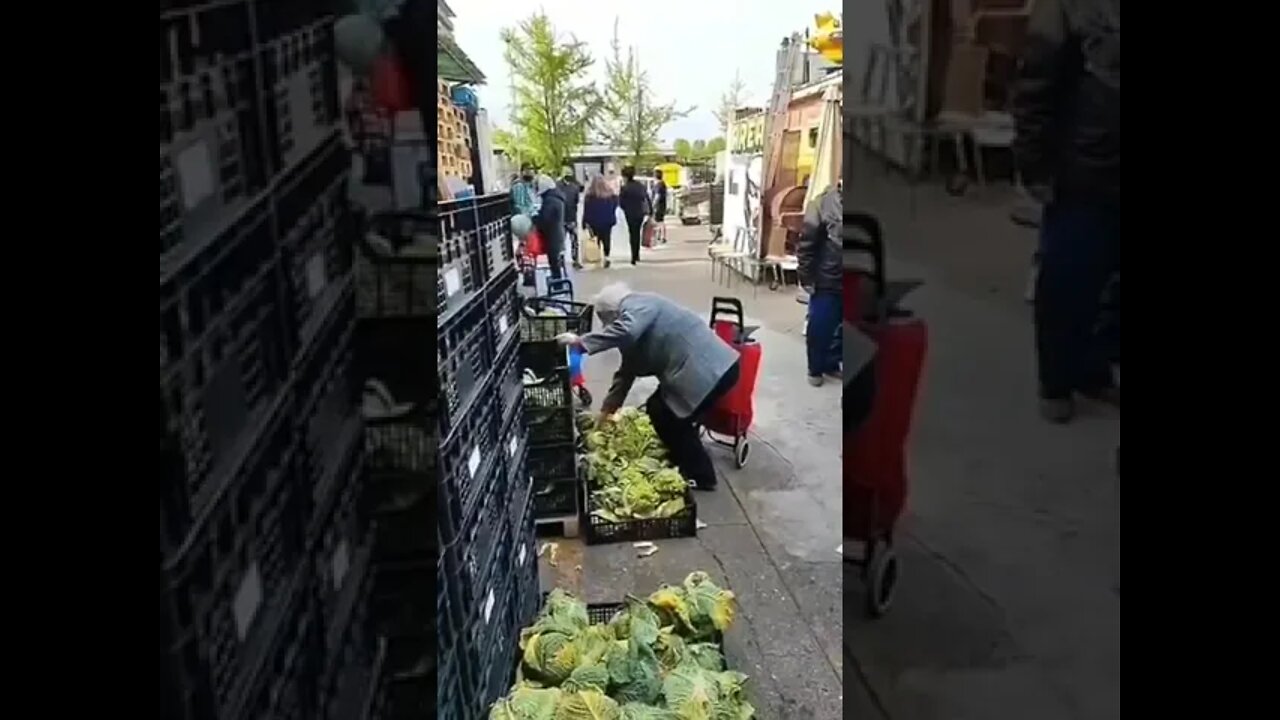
xmin=596 ymin=407 xmax=618 ymax=427
xmin=555 ymin=332 xmax=583 ymax=349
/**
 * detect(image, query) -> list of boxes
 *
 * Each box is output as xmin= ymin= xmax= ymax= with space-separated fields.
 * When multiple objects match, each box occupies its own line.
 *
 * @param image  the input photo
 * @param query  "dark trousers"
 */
xmin=565 ymin=223 xmax=579 ymax=265
xmin=645 ymin=362 xmax=741 ymax=488
xmin=845 ymin=356 xmax=876 ymax=432
xmin=1035 ymin=201 xmax=1120 ymax=399
xmin=625 ymin=215 xmax=643 ymax=263
xmin=546 ymin=239 xmax=565 ymax=280
xmin=588 ymin=224 xmax=613 ymax=257
xmin=806 ymin=290 xmax=842 ymax=377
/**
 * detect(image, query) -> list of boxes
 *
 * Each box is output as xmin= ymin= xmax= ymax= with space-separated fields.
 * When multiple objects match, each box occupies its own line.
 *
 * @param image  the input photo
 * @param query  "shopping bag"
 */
xmin=583 ymin=232 xmax=602 ymax=264
xmin=371 ymin=53 xmax=414 ymax=112
xmin=525 ymin=228 xmax=545 ymax=257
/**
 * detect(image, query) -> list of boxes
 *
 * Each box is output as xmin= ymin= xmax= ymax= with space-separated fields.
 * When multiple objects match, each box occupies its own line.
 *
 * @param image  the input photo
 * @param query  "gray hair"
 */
xmin=593 ymin=282 xmax=632 ymax=321
xmin=535 ymin=175 xmax=557 ymax=195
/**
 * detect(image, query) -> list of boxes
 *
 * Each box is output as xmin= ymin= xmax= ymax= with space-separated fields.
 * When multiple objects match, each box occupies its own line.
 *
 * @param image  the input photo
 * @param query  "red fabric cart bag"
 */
xmin=843 ymin=270 xmax=864 ymax=322
xmin=844 ymin=316 xmax=928 ymax=541
xmin=703 ymin=326 xmax=762 ymax=434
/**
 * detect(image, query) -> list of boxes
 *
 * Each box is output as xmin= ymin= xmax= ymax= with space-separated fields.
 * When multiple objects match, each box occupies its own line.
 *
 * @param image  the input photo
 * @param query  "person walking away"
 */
xmin=650 ymin=168 xmax=669 ymax=244
xmin=558 ymin=173 xmax=583 ymax=270
xmin=582 ymin=174 xmax=619 ymax=268
xmin=619 ymin=166 xmax=651 ymax=265
xmin=512 ymin=164 xmax=539 ymax=217
xmin=556 ymin=283 xmax=740 ymax=491
xmin=797 ymin=183 xmax=843 ymax=386
xmin=532 ymin=175 xmax=568 ymax=280
xmin=1013 ymin=0 xmax=1120 ymax=423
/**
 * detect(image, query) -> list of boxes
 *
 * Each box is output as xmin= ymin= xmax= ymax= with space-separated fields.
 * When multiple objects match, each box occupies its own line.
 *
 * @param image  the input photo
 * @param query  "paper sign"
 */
xmin=305 ymin=253 xmax=327 ymax=298
xmin=468 ymin=446 xmax=481 ymax=478
xmin=177 ymin=141 xmax=215 ymax=210
xmin=509 ymin=435 xmax=518 ymax=458
xmin=444 ymin=267 xmax=462 ymax=296
xmin=232 ymin=563 xmax=263 ymax=641
xmin=483 ymin=588 xmax=496 ymax=624
xmin=498 ymin=315 xmax=509 ymax=335
xmin=518 ymin=543 xmax=528 ymax=567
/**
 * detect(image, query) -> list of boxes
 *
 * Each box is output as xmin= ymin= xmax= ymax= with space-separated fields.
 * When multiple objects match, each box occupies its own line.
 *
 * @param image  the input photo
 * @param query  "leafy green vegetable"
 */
xmin=583 ymin=408 xmax=689 ymax=521
xmin=490 ymin=579 xmax=748 ymax=720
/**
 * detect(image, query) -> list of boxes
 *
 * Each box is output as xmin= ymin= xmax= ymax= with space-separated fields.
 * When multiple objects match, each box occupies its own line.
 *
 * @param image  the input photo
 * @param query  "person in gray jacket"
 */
xmin=557 ymin=283 xmax=740 ymax=490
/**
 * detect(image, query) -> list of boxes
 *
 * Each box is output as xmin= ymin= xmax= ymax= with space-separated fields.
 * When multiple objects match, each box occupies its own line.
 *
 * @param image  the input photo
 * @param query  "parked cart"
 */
xmin=699 ymin=297 xmax=763 ymax=468
xmin=843 ymin=212 xmax=928 ymax=618
xmin=545 ymin=279 xmax=592 ymax=408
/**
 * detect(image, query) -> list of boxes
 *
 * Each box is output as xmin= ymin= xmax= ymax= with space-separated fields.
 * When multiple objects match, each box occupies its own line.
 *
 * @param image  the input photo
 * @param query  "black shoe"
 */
xmin=693 ymin=481 xmax=717 ymax=492
xmin=573 ymin=262 xmax=583 ymax=270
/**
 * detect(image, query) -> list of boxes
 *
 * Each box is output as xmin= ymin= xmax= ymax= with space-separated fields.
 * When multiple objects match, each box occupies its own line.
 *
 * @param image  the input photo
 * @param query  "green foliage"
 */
xmin=598 ymin=19 xmax=693 ymax=163
xmin=712 ymin=71 xmax=749 ymax=133
xmin=673 ymin=137 xmax=727 ymax=165
xmin=583 ymin=408 xmax=687 ymax=522
xmin=501 ymin=13 xmax=603 ymax=173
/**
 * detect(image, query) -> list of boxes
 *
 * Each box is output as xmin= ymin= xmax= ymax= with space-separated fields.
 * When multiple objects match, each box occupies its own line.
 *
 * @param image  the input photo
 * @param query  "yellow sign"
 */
xmin=810 ymin=12 xmax=842 ymax=64
xmin=730 ymin=113 xmax=765 ymax=153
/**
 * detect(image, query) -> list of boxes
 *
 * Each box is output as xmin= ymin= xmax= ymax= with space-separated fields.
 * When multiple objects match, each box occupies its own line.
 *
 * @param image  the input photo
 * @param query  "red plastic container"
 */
xmin=701 ymin=298 xmax=763 ymax=468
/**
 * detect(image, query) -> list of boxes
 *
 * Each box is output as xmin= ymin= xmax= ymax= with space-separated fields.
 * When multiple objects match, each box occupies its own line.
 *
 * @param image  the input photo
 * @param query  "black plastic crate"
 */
xmin=532 ymin=477 xmax=578 ymax=519
xmin=519 ymin=296 xmax=594 ymax=343
xmin=315 ymin=532 xmax=376 ymax=720
xmin=310 ymin=428 xmax=372 ymax=656
xmin=160 ymin=1 xmax=270 ymax=259
xmin=355 ymin=211 xmax=437 ymax=319
xmin=439 ymin=388 xmax=497 ymax=542
xmin=256 ymin=18 xmax=341 ymax=177
xmin=475 ymin=583 xmax=519 ymax=713
xmin=486 ymin=265 xmax=521 ymax=354
xmin=160 ymin=399 xmax=311 ymax=716
xmin=527 ymin=444 xmax=574 ymax=481
xmin=438 ymin=294 xmax=495 ymax=437
xmin=583 ymin=484 xmax=699 ymax=546
xmin=522 ymin=367 xmax=573 ymax=447
xmin=511 ymin=483 xmax=540 ymax=633
xmin=518 ymin=341 xmax=570 ymax=384
xmin=456 ymin=510 xmax=514 ymax=652
xmin=449 ymin=452 xmax=509 ymax=611
xmin=439 ymin=198 xmax=487 ymax=315
xmin=371 ymin=486 xmax=432 ymax=563
xmin=275 ymin=134 xmax=354 ymax=350
xmin=373 ymin=557 xmax=433 ymax=643
xmin=493 ymin=328 xmax=523 ymax=426
xmin=475 ymin=193 xmax=515 ymax=283
xmin=292 ymin=286 xmax=360 ymax=512
xmin=436 ymin=647 xmax=469 ymax=720
xmin=160 ymin=196 xmax=292 ymax=541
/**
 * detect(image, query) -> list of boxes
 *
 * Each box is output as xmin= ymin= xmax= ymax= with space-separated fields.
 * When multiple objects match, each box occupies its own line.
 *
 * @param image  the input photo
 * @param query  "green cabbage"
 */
xmin=555 ymin=689 xmax=621 ymax=720
xmin=490 ymin=686 xmax=564 ymax=720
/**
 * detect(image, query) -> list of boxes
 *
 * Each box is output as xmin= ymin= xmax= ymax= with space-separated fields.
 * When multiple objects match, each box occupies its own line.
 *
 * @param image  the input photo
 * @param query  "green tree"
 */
xmin=704 ymin=136 xmax=727 ymax=157
xmin=713 ymin=71 xmax=749 ymax=133
xmin=673 ymin=138 xmax=694 ymax=163
xmin=599 ymin=19 xmax=693 ymax=163
xmin=500 ymin=13 xmax=601 ymax=173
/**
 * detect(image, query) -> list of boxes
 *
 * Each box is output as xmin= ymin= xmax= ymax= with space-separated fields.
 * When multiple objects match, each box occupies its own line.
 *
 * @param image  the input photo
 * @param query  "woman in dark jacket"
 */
xmin=618 ymin=165 xmax=650 ymax=265
xmin=582 ymin=174 xmax=619 ymax=268
xmin=533 ymin=175 xmax=568 ymax=279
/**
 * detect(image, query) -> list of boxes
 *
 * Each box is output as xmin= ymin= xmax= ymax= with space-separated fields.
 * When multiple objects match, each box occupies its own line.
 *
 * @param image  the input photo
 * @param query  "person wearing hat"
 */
xmin=532 ymin=174 xmax=569 ymax=279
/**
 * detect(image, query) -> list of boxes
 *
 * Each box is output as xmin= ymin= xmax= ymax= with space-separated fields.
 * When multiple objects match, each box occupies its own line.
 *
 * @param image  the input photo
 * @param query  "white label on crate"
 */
xmin=509 ymin=435 xmax=518 ymax=458
xmin=468 ymin=446 xmax=481 ymax=478
xmin=232 ymin=563 xmax=264 ymax=641
xmin=444 ymin=267 xmax=462 ymax=297
xmin=305 ymin=253 xmax=327 ymax=298
xmin=497 ymin=315 xmax=509 ymax=336
xmin=331 ymin=539 xmax=350 ymax=591
xmin=518 ymin=543 xmax=528 ymax=568
xmin=177 ymin=141 xmax=216 ymax=210
xmin=483 ymin=588 xmax=496 ymax=625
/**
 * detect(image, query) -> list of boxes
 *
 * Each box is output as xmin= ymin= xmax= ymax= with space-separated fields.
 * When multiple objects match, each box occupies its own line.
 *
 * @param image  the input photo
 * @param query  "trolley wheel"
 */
xmin=576 ymin=386 xmax=593 ymax=408
xmin=733 ymin=438 xmax=750 ymax=468
xmin=865 ymin=543 xmax=899 ymax=617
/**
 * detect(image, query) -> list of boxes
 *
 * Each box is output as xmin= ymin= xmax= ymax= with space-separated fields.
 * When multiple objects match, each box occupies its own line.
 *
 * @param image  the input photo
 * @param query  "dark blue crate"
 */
xmin=439 ymin=199 xmax=487 ymax=316
xmin=254 ymin=16 xmax=341 ymax=177
xmin=355 ymin=211 xmax=436 ymax=320
xmin=486 ymin=265 xmax=521 ymax=356
xmin=533 ymin=477 xmax=579 ymax=520
xmin=309 ymin=428 xmax=372 ymax=662
xmin=292 ymin=285 xmax=360 ymax=515
xmin=475 ymin=583 xmax=519 ymax=713
xmin=527 ymin=444 xmax=574 ymax=482
xmin=458 ymin=515 xmax=513 ymax=658
xmin=276 ymin=135 xmax=354 ymax=351
xmin=444 ymin=454 xmax=508 ymax=612
xmin=474 ymin=193 xmax=515 ymax=284
xmin=160 ymin=396 xmax=311 ymax=718
xmin=160 ymin=1 xmax=271 ymax=259
xmin=439 ymin=389 xmax=497 ymax=543
xmin=160 ymin=196 xmax=293 ymax=548
xmin=438 ymin=294 xmax=495 ymax=438
xmin=493 ymin=325 xmax=523 ymax=427
xmin=512 ymin=482 xmax=541 ymax=634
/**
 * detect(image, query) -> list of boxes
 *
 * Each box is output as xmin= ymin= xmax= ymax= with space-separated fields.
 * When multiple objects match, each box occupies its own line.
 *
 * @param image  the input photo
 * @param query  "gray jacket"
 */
xmin=581 ymin=292 xmax=739 ymax=419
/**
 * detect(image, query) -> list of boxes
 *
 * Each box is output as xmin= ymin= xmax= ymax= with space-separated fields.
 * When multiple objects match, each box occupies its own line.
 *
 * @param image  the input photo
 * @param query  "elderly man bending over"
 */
xmin=557 ymin=283 xmax=739 ymax=491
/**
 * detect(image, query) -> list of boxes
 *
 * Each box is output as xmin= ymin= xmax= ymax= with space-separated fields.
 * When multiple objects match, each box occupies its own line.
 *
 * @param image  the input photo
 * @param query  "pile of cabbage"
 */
xmin=490 ymin=573 xmax=752 ymax=720
xmin=579 ymin=409 xmax=690 ymax=523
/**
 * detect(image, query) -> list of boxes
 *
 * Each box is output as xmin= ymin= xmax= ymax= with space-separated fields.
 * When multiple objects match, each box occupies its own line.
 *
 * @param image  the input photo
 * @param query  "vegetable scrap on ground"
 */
xmin=578 ymin=409 xmax=690 ymax=523
xmin=489 ymin=572 xmax=752 ymax=720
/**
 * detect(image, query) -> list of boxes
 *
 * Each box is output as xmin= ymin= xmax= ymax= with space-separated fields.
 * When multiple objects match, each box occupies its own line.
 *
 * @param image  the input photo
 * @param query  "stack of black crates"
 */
xmin=355 ymin=192 xmax=540 ymax=719
xmin=160 ymin=2 xmax=376 ymax=719
xmin=519 ymin=290 xmax=595 ymax=533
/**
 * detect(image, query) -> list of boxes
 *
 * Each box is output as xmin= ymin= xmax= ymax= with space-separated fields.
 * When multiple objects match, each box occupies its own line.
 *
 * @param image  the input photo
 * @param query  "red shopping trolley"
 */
xmin=844 ymin=212 xmax=928 ymax=617
xmin=700 ymin=297 xmax=763 ymax=468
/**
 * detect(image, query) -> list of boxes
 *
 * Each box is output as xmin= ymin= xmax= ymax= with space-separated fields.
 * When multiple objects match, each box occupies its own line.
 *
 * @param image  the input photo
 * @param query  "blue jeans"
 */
xmin=1035 ymin=201 xmax=1120 ymax=398
xmin=806 ymin=291 xmax=842 ymax=377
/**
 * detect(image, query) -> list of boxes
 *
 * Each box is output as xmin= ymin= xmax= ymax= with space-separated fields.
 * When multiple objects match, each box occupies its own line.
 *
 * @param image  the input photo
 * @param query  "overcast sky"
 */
xmin=450 ymin=0 xmax=839 ymax=143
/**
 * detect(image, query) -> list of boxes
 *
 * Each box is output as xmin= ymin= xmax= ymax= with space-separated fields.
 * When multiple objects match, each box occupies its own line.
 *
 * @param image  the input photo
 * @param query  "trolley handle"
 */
xmin=710 ymin=296 xmax=745 ymax=332
xmin=546 ymin=278 xmax=574 ymax=300
xmin=844 ymin=211 xmax=885 ymax=300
